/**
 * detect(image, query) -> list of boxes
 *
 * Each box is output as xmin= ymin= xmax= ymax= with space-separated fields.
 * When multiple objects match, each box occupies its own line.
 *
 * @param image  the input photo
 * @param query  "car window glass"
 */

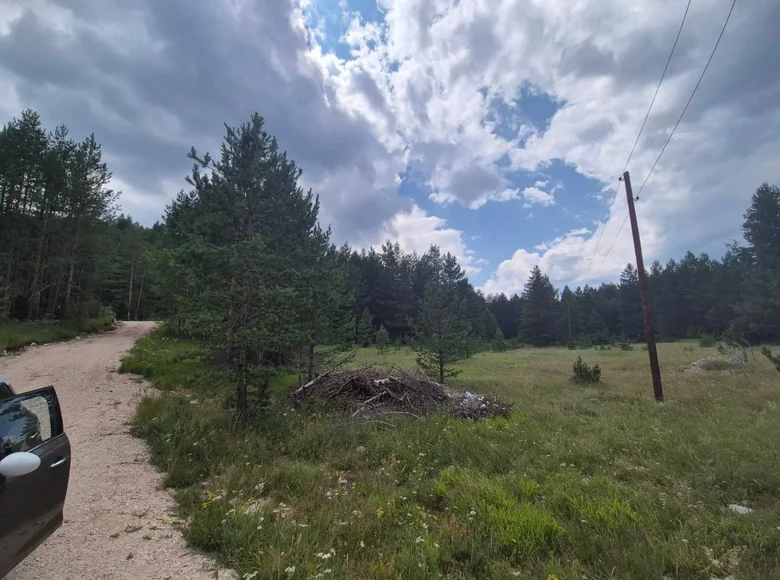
xmin=0 ymin=393 xmax=55 ymax=458
xmin=0 ymin=382 xmax=12 ymax=400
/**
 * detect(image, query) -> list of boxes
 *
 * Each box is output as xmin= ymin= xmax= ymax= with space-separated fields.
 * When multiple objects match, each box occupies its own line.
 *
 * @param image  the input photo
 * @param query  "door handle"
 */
xmin=50 ymin=456 xmax=69 ymax=468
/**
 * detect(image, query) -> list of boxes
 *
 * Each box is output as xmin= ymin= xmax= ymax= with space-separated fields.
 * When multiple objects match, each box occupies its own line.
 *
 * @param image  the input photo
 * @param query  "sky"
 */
xmin=1 ymin=0 xmax=778 ymax=295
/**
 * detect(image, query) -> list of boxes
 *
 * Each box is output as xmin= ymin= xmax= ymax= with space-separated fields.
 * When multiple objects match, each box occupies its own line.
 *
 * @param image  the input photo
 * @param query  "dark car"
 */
xmin=0 ymin=377 xmax=71 ymax=578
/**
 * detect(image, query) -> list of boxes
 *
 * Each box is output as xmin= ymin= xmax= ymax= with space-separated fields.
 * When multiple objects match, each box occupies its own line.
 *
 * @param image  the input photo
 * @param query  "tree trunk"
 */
xmin=236 ymin=347 xmax=248 ymax=417
xmin=235 ymin=293 xmax=250 ymax=418
xmin=64 ymin=260 xmax=75 ymax=319
xmin=28 ymin=218 xmax=48 ymax=320
xmin=307 ymin=343 xmax=315 ymax=382
xmin=439 ymin=353 xmax=444 ymax=384
xmin=127 ymin=261 xmax=135 ymax=321
xmin=134 ymin=267 xmax=146 ymax=321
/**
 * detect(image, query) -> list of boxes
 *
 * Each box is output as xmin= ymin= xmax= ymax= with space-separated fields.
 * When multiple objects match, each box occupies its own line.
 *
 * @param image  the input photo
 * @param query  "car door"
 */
xmin=0 ymin=387 xmax=70 ymax=578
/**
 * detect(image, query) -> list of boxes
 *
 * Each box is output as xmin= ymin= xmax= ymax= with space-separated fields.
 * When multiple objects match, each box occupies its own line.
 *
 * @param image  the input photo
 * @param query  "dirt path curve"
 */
xmin=0 ymin=322 xmax=218 ymax=580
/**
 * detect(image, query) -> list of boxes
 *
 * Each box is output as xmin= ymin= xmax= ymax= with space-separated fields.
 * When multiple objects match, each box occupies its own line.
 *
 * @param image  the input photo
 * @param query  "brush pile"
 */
xmin=289 ymin=365 xmax=512 ymax=420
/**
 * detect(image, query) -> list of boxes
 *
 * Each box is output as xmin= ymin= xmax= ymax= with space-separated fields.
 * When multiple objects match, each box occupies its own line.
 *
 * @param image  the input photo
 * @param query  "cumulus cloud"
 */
xmin=379 ymin=205 xmax=481 ymax=274
xmin=0 ymin=0 xmax=409 ymax=242
xmin=317 ymin=0 xmax=780 ymax=287
xmin=521 ymin=186 xmax=555 ymax=208
xmin=4 ymin=0 xmax=779 ymax=291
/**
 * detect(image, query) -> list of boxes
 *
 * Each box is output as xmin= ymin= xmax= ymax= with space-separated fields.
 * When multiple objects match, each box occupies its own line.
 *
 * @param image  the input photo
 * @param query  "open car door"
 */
xmin=0 ymin=387 xmax=70 ymax=578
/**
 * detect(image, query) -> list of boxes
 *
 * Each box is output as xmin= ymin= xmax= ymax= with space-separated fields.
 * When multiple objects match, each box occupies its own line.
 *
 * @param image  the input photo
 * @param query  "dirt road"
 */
xmin=0 ymin=322 xmax=217 ymax=580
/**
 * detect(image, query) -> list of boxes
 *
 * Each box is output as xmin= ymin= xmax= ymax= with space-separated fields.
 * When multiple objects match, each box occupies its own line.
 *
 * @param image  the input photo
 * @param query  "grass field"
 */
xmin=0 ymin=310 xmax=116 ymax=353
xmin=122 ymin=336 xmax=780 ymax=580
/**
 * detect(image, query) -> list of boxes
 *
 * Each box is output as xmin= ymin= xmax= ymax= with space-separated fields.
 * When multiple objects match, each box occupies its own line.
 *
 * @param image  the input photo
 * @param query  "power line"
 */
xmin=590 ymin=211 xmax=629 ymax=284
xmin=587 ymin=0 xmax=737 ymax=284
xmin=583 ymin=0 xmax=692 ymax=281
xmin=635 ymin=0 xmax=737 ymax=199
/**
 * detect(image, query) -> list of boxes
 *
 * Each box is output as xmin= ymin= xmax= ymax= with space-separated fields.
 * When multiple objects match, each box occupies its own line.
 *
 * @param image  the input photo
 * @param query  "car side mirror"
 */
xmin=0 ymin=452 xmax=41 ymax=477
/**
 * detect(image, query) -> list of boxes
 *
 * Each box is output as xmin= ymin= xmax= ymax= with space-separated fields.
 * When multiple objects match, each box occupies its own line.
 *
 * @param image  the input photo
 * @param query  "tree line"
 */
xmin=485 ymin=186 xmax=779 ymax=347
xmin=0 ymin=110 xmax=166 ymax=323
xmin=2 ymin=109 xmax=777 ymax=412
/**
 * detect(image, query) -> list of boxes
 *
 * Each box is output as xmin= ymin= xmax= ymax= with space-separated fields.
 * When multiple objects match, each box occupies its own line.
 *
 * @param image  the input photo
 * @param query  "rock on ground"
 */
xmin=0 ymin=322 xmax=220 ymax=580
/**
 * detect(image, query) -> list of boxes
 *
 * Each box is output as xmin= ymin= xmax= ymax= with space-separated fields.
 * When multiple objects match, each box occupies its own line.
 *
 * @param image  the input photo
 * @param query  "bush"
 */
xmin=698 ymin=334 xmax=717 ymax=347
xmin=616 ymin=334 xmax=634 ymax=351
xmin=571 ymin=356 xmax=601 ymax=383
xmin=566 ymin=338 xmax=576 ymax=350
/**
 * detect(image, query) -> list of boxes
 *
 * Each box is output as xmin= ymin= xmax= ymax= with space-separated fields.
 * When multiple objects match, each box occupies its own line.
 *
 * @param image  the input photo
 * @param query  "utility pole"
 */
xmin=623 ymin=171 xmax=664 ymax=402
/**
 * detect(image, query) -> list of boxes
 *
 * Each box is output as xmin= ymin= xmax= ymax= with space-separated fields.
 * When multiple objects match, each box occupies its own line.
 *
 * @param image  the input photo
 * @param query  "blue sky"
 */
xmin=2 ymin=0 xmax=777 ymax=294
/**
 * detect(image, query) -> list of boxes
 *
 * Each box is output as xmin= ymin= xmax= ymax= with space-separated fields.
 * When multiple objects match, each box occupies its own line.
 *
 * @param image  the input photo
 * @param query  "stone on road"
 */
xmin=0 ymin=322 xmax=217 ymax=580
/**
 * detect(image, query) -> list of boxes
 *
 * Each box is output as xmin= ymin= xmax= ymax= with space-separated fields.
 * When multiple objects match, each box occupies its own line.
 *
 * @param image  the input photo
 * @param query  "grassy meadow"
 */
xmin=121 ymin=336 xmax=780 ymax=580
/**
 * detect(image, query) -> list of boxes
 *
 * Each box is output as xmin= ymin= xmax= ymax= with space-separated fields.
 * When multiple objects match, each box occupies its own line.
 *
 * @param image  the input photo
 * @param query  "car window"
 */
xmin=0 ymin=391 xmax=59 ymax=459
xmin=0 ymin=382 xmax=12 ymax=400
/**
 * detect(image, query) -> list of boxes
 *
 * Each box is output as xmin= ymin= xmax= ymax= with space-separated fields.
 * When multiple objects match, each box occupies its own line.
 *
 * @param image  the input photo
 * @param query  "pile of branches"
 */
xmin=289 ymin=365 xmax=511 ymax=420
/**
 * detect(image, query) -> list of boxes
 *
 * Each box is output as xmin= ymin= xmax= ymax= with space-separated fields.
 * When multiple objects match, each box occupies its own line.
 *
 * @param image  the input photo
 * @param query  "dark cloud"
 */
xmin=0 ymin=0 xmax=405 ymax=237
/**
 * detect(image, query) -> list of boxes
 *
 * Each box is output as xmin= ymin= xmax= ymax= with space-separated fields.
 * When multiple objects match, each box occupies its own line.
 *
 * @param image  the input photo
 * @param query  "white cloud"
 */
xmin=521 ymin=186 xmax=555 ymax=208
xmin=378 ymin=205 xmax=481 ymax=274
xmin=315 ymin=0 xmax=779 ymax=285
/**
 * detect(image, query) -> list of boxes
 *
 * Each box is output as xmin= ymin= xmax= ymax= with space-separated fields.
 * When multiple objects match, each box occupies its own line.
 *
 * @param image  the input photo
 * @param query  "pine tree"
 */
xmin=375 ymin=324 xmax=390 ymax=354
xmin=586 ymin=309 xmax=609 ymax=344
xmin=356 ymin=307 xmax=375 ymax=347
xmin=409 ymin=280 xmax=472 ymax=383
xmin=520 ymin=266 xmax=560 ymax=346
xmin=166 ymin=113 xmax=326 ymax=416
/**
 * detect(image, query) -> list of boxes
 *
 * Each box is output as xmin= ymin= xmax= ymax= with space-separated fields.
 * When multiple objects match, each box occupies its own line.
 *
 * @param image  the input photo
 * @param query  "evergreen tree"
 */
xmin=375 ymin=324 xmax=390 ymax=354
xmin=619 ymin=264 xmax=642 ymax=339
xmin=409 ymin=280 xmax=472 ymax=383
xmin=586 ymin=309 xmax=608 ymax=344
xmin=165 ymin=113 xmax=327 ymax=416
xmin=520 ymin=266 xmax=560 ymax=346
xmin=356 ymin=307 xmax=375 ymax=347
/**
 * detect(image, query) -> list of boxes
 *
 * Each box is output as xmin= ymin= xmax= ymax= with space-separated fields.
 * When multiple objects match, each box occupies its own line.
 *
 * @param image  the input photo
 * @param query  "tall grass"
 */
xmin=0 ymin=309 xmax=115 ymax=352
xmin=123 ymin=336 xmax=780 ymax=579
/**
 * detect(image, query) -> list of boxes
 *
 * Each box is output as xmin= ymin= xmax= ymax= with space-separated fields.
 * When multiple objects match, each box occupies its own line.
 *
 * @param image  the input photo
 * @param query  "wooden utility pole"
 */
xmin=623 ymin=171 xmax=664 ymax=402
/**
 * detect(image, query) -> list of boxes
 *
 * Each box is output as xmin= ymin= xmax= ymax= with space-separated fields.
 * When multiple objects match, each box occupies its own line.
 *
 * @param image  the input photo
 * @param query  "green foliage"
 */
xmin=0 ymin=110 xmax=125 ymax=322
xmin=356 ymin=307 xmax=375 ymax=347
xmin=571 ymin=356 xmax=601 ymax=383
xmin=130 ymin=337 xmax=780 ymax=579
xmin=616 ymin=334 xmax=634 ymax=351
xmin=491 ymin=328 xmax=507 ymax=352
xmin=566 ymin=338 xmax=576 ymax=350
xmin=699 ymin=334 xmax=717 ymax=347
xmin=0 ymin=308 xmax=115 ymax=351
xmin=520 ymin=266 xmax=560 ymax=346
xmin=375 ymin=324 xmax=390 ymax=354
xmin=761 ymin=347 xmax=780 ymax=373
xmin=409 ymin=280 xmax=473 ymax=383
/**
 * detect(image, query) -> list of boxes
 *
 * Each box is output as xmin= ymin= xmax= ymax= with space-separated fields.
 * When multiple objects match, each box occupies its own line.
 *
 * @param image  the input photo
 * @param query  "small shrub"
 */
xmin=566 ymin=338 xmax=576 ymax=350
xmin=375 ymin=324 xmax=390 ymax=354
xmin=682 ymin=345 xmax=695 ymax=352
xmin=641 ymin=345 xmax=648 ymax=351
xmin=761 ymin=347 xmax=780 ymax=373
xmin=698 ymin=334 xmax=717 ymax=347
xmin=571 ymin=356 xmax=601 ymax=384
xmin=716 ymin=342 xmax=726 ymax=355
xmin=616 ymin=334 xmax=634 ymax=351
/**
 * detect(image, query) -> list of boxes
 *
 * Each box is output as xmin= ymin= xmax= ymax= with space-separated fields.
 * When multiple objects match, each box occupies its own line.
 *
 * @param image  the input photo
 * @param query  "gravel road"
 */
xmin=0 ymin=322 xmax=218 ymax=580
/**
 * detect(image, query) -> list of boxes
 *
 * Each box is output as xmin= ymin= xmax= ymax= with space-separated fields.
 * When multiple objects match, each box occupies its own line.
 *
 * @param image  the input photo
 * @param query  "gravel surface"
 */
xmin=0 ymin=322 xmax=218 ymax=580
